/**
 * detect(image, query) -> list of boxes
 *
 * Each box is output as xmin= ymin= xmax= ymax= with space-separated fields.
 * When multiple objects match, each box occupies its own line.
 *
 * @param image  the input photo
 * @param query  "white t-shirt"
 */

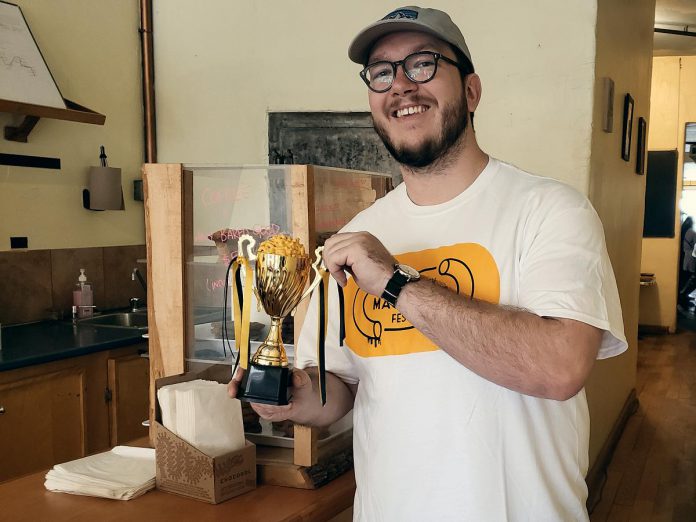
xmin=296 ymin=157 xmax=627 ymax=521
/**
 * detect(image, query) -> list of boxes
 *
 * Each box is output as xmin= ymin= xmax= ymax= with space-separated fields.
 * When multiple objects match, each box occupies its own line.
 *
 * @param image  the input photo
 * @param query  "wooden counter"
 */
xmin=0 ymin=467 xmax=355 ymax=522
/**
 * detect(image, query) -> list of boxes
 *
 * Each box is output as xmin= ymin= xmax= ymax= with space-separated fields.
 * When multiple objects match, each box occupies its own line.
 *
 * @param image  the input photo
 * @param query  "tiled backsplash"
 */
xmin=0 ymin=245 xmax=146 ymax=325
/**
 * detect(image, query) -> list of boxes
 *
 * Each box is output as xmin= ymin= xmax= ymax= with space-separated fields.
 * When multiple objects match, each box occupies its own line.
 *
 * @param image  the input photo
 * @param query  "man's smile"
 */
xmin=393 ymin=104 xmax=430 ymax=118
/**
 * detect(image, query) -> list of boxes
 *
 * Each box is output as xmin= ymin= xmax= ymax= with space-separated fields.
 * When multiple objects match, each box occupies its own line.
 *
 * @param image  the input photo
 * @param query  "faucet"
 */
xmin=132 ymin=267 xmax=147 ymax=292
xmin=131 ymin=268 xmax=147 ymax=311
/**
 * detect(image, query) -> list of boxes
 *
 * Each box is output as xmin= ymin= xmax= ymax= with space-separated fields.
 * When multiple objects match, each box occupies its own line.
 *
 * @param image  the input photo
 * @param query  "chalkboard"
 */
xmin=268 ymin=112 xmax=402 ymax=184
xmin=643 ymin=150 xmax=678 ymax=238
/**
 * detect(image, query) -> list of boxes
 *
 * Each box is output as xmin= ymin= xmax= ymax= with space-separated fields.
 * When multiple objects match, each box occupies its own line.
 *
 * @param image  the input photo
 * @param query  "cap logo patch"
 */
xmin=382 ymin=9 xmax=418 ymax=21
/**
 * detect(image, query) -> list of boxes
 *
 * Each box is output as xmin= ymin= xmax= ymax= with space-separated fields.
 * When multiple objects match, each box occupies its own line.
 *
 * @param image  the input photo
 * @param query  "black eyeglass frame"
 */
xmin=359 ymin=51 xmax=464 ymax=93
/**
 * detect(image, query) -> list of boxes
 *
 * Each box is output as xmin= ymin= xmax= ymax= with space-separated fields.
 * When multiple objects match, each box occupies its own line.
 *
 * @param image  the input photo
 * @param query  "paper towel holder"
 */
xmin=83 ymin=165 xmax=125 ymax=211
xmin=82 ymin=189 xmax=104 ymax=211
xmin=82 ymin=187 xmax=125 ymax=210
xmin=83 ymin=180 xmax=143 ymax=208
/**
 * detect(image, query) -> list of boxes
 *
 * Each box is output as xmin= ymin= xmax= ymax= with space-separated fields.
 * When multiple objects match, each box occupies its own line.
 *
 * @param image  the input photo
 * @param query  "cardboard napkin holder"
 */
xmin=154 ymin=371 xmax=256 ymax=504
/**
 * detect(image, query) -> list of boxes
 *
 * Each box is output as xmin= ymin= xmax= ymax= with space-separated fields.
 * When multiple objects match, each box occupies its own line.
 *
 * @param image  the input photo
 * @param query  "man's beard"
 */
xmin=373 ymin=94 xmax=469 ymax=169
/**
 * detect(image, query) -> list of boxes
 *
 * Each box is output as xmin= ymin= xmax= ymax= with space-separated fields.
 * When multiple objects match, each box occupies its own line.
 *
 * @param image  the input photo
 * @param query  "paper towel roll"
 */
xmin=87 ymin=166 xmax=124 ymax=210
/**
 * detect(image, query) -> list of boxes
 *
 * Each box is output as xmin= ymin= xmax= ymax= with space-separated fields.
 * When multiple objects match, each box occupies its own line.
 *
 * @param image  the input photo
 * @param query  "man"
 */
xmin=230 ymin=6 xmax=627 ymax=520
xmin=679 ymin=216 xmax=696 ymax=308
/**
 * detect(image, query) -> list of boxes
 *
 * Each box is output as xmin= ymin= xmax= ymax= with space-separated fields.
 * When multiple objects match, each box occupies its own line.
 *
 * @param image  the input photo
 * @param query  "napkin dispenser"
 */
xmin=154 ymin=371 xmax=256 ymax=504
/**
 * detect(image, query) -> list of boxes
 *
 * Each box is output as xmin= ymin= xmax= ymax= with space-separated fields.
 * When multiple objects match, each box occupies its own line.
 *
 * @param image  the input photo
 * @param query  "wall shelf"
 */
xmin=0 ymin=98 xmax=106 ymax=142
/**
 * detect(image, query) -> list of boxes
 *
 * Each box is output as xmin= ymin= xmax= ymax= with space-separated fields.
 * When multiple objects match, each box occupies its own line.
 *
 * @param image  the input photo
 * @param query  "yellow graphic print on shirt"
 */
xmin=343 ymin=243 xmax=500 ymax=357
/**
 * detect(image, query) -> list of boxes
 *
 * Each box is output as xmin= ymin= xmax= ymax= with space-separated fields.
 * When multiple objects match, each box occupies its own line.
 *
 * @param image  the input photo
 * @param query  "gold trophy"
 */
xmin=232 ymin=234 xmax=325 ymax=406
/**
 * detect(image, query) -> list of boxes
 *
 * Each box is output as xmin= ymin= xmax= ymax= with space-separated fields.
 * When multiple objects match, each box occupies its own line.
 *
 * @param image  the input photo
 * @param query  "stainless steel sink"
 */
xmin=79 ymin=311 xmax=148 ymax=329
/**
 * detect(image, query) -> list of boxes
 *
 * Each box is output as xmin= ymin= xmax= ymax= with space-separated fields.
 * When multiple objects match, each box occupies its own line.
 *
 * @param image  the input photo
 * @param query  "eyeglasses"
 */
xmin=360 ymin=51 xmax=462 ymax=93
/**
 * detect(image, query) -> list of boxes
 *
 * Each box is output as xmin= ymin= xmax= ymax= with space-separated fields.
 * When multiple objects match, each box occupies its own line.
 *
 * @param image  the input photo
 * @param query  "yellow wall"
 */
xmin=154 ymin=0 xmax=597 ymax=193
xmin=586 ymin=0 xmax=655 ymax=465
xmin=0 ymin=0 xmax=144 ymax=251
xmin=640 ymin=56 xmax=696 ymax=330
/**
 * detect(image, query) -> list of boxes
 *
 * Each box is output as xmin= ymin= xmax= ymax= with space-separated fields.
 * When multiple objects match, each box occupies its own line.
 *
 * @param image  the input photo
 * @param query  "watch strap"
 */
xmin=381 ymin=267 xmax=411 ymax=306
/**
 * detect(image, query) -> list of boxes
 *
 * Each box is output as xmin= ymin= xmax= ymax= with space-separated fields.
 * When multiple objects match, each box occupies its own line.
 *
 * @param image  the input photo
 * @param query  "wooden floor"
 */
xmin=590 ymin=326 xmax=696 ymax=521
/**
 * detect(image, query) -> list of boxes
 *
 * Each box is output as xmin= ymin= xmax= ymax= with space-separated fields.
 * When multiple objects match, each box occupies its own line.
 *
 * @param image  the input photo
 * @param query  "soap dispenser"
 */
xmin=73 ymin=268 xmax=94 ymax=318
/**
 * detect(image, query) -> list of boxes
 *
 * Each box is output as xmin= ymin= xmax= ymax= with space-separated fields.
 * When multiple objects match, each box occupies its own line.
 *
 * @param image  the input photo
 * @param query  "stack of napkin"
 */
xmin=45 ymin=446 xmax=156 ymax=500
xmin=157 ymin=379 xmax=245 ymax=457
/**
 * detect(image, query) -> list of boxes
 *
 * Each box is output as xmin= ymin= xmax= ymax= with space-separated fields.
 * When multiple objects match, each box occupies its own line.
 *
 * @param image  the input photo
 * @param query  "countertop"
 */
xmin=0 ymin=320 xmax=146 ymax=372
xmin=0 ymin=462 xmax=355 ymax=522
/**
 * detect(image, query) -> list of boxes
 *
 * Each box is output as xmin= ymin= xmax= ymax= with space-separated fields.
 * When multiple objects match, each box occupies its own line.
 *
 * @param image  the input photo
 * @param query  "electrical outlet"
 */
xmin=10 ymin=237 xmax=28 ymax=249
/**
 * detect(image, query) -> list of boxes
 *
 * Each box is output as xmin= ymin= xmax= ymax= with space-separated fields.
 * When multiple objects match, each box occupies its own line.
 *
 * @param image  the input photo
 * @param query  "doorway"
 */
xmin=676 ymin=123 xmax=696 ymax=327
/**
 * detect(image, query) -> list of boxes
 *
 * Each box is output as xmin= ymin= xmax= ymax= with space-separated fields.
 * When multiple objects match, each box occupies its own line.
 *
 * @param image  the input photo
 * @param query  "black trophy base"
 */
xmin=237 ymin=363 xmax=291 ymax=406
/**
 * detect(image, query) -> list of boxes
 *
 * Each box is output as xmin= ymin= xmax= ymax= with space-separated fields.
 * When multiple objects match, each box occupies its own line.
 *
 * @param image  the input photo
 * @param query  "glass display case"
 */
xmin=143 ymin=163 xmax=392 ymax=482
xmin=184 ymin=164 xmax=392 ymax=367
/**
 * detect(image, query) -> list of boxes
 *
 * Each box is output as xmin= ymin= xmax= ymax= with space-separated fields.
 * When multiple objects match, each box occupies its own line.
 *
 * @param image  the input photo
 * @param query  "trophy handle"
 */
xmin=236 ymin=234 xmax=262 ymax=310
xmin=299 ymin=246 xmax=325 ymax=303
xmin=237 ymin=234 xmax=257 ymax=261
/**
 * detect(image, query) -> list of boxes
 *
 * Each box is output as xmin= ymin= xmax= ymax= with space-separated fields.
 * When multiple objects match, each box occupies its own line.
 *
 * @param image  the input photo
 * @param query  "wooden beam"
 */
xmin=288 ymin=165 xmax=321 ymax=467
xmin=143 ymin=163 xmax=188 ymax=442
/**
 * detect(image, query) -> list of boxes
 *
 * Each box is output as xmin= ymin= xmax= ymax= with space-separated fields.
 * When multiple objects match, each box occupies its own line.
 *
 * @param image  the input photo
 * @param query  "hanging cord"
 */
xmin=222 ymin=254 xmax=238 ymax=367
xmin=224 ymin=235 xmax=255 ymax=382
xmin=337 ymin=284 xmax=345 ymax=346
xmin=316 ymin=279 xmax=346 ymax=404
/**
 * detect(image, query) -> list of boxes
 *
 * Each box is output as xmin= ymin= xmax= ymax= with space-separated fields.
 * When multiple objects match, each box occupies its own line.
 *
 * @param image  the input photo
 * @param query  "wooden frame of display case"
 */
xmin=143 ymin=163 xmax=391 ymax=488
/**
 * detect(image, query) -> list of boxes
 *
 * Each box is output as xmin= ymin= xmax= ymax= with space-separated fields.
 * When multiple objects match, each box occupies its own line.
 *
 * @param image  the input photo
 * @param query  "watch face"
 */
xmin=397 ymin=264 xmax=420 ymax=280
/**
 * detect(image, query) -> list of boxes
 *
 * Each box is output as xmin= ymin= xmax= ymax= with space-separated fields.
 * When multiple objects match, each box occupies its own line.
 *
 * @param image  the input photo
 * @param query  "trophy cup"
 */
xmin=232 ymin=234 xmax=325 ymax=406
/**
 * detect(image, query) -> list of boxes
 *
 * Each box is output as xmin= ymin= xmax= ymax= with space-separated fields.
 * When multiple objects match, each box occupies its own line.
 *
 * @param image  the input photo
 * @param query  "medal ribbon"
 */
xmin=337 ymin=284 xmax=345 ymax=347
xmin=232 ymin=256 xmax=253 ymax=370
xmin=316 ymin=268 xmax=330 ymax=405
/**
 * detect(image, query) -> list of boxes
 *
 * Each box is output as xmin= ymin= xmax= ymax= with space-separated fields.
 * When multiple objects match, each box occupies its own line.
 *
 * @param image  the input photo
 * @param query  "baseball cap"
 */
xmin=348 ymin=6 xmax=474 ymax=70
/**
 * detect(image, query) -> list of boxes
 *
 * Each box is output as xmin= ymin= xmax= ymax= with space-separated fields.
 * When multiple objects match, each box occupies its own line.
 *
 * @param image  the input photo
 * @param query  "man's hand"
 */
xmin=227 ymin=366 xmax=245 ymax=400
xmin=228 ymin=366 xmax=357 ymax=427
xmin=323 ymin=232 xmax=395 ymax=296
xmin=227 ymin=367 xmax=315 ymax=424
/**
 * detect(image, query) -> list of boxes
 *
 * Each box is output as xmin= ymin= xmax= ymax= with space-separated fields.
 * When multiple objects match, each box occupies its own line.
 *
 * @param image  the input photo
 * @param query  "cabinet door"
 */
xmin=0 ymin=369 xmax=86 ymax=482
xmin=107 ymin=354 xmax=149 ymax=446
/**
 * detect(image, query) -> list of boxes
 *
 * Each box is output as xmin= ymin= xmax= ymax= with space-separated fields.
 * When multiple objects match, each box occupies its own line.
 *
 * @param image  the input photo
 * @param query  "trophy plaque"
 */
xmin=232 ymin=234 xmax=325 ymax=406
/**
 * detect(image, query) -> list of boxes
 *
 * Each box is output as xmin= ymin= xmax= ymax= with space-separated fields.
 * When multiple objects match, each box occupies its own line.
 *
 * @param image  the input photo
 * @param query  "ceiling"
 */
xmin=654 ymin=0 xmax=696 ymax=56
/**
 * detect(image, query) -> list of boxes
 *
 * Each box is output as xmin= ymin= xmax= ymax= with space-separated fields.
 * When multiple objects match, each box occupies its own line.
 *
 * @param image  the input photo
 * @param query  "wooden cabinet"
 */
xmin=107 ymin=354 xmax=149 ymax=446
xmin=0 ymin=344 xmax=148 ymax=483
xmin=0 ymin=369 xmax=86 ymax=482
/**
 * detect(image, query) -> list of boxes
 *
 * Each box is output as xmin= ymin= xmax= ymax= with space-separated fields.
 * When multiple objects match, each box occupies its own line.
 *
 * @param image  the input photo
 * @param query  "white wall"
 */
xmin=0 ymin=0 xmax=144 ymax=251
xmin=154 ymin=0 xmax=597 ymax=194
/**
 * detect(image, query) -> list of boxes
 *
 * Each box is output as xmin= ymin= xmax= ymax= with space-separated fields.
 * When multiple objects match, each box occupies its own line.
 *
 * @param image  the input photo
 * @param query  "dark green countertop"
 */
xmin=0 ymin=320 xmax=146 ymax=372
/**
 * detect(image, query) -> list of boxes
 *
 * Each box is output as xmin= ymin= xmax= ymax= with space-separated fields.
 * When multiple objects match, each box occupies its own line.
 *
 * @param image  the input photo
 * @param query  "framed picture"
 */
xmin=636 ymin=117 xmax=647 ymax=175
xmin=602 ymin=77 xmax=614 ymax=133
xmin=621 ymin=94 xmax=634 ymax=161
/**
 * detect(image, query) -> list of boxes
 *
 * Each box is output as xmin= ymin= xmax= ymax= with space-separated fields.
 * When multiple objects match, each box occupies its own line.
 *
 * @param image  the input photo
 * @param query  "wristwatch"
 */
xmin=381 ymin=264 xmax=420 ymax=306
